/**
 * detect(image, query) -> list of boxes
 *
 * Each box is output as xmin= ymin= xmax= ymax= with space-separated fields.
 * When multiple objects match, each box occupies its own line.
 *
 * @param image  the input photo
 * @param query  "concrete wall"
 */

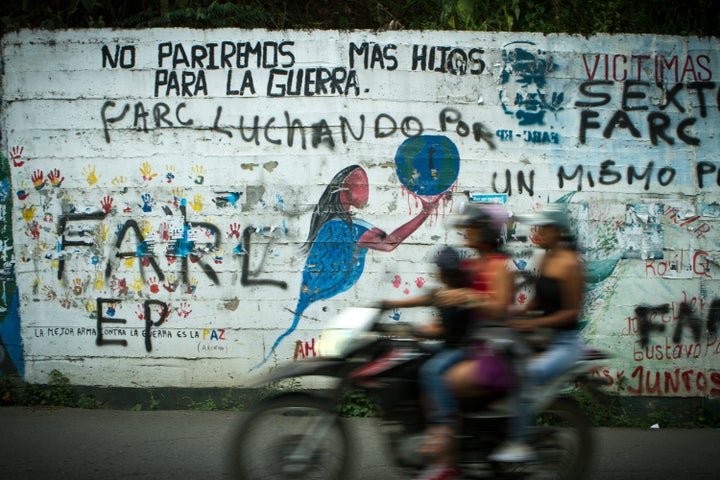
xmin=1 ymin=29 xmax=718 ymax=396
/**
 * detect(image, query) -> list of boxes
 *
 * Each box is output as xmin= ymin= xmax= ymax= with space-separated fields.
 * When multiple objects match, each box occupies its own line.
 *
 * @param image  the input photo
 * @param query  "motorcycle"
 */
xmin=227 ymin=307 xmax=610 ymax=480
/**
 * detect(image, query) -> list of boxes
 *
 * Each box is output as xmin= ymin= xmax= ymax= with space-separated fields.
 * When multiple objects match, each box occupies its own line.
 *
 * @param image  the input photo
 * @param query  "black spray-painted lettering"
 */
xmin=557 ymin=160 xmax=677 ymax=191
xmin=158 ymin=41 xmax=295 ymax=69
xmin=576 ymin=80 xmax=717 ymax=145
xmin=411 ymin=45 xmax=486 ymax=75
xmin=349 ymin=42 xmax=398 ymax=71
xmin=101 ymin=44 xmax=136 ymax=69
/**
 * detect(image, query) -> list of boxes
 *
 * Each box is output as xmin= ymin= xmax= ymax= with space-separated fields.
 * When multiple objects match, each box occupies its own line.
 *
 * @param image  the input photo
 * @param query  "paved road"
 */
xmin=1 ymin=406 xmax=719 ymax=479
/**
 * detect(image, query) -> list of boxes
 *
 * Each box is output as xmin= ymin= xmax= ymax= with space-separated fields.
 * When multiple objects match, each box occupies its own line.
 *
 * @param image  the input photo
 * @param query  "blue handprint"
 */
xmin=140 ymin=193 xmax=154 ymax=212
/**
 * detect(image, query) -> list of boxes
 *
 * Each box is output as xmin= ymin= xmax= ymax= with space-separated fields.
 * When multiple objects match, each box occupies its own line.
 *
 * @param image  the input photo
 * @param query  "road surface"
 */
xmin=1 ymin=406 xmax=719 ymax=479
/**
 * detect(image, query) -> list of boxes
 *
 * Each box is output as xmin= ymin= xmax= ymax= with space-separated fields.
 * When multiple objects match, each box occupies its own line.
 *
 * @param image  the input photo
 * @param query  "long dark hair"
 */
xmin=302 ymin=164 xmax=361 ymax=253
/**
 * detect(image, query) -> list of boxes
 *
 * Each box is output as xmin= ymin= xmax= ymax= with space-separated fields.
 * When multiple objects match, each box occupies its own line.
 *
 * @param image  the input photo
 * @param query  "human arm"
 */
xmin=358 ymin=197 xmax=438 ymax=252
xmin=433 ymin=257 xmax=513 ymax=319
xmin=379 ymin=290 xmax=435 ymax=310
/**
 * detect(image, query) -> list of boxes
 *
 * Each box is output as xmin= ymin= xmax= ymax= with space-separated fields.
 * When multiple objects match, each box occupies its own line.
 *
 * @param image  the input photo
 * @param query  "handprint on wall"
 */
xmin=147 ymin=276 xmax=160 ymax=294
xmin=165 ymin=165 xmax=176 ymax=183
xmin=9 ymin=145 xmax=30 ymax=167
xmin=31 ymin=170 xmax=46 ymax=191
xmin=140 ymin=193 xmax=154 ymax=212
xmin=192 ymin=165 xmax=205 ymax=185
xmin=21 ymin=204 xmax=36 ymax=221
xmin=140 ymin=161 xmax=158 ymax=182
xmin=101 ymin=196 xmax=114 ymax=214
xmin=83 ymin=165 xmax=99 ymax=186
xmin=189 ymin=194 xmax=203 ymax=212
xmin=47 ymin=169 xmax=64 ymax=187
xmin=227 ymin=222 xmax=242 ymax=239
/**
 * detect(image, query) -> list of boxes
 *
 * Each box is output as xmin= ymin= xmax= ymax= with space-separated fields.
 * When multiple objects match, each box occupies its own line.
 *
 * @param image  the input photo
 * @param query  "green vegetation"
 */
xmin=2 ymin=370 xmax=718 ymax=426
xmin=1 ymin=0 xmax=718 ymax=36
xmin=570 ymin=385 xmax=720 ymax=428
xmin=1 ymin=370 xmax=98 ymax=408
xmin=131 ymin=391 xmax=162 ymax=411
xmin=185 ymin=390 xmax=246 ymax=411
xmin=336 ymin=391 xmax=379 ymax=417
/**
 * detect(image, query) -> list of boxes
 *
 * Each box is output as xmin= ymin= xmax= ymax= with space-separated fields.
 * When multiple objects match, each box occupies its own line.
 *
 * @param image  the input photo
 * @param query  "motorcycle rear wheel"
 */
xmin=498 ymin=397 xmax=593 ymax=480
xmin=227 ymin=392 xmax=352 ymax=480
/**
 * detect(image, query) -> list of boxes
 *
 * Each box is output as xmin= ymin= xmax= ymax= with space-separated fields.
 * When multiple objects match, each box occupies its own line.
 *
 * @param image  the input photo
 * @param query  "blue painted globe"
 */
xmin=395 ymin=135 xmax=460 ymax=196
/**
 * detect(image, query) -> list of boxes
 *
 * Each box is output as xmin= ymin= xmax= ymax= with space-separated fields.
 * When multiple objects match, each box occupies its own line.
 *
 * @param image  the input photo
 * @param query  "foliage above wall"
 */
xmin=1 ymin=0 xmax=719 ymax=37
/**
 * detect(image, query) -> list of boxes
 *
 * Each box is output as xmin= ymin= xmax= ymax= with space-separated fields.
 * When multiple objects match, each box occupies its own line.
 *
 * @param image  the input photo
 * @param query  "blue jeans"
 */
xmin=509 ymin=330 xmax=583 ymax=442
xmin=421 ymin=348 xmax=466 ymax=425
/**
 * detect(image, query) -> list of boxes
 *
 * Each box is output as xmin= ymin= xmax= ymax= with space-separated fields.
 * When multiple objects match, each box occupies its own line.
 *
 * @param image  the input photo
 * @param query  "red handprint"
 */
xmin=159 ymin=222 xmax=170 ymax=241
xmin=25 ymin=221 xmax=40 ymax=240
xmin=100 ymin=196 xmax=114 ymax=214
xmin=9 ymin=146 xmax=29 ymax=167
xmin=47 ymin=169 xmax=64 ymax=187
xmin=147 ymin=276 xmax=160 ymax=294
xmin=31 ymin=170 xmax=46 ymax=190
xmin=117 ymin=278 xmax=128 ymax=296
xmin=227 ymin=222 xmax=242 ymax=239
xmin=176 ymin=302 xmax=192 ymax=319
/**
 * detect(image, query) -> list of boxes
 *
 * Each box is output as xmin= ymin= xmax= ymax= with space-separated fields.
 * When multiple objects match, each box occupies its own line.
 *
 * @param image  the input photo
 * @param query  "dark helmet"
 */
xmin=454 ymin=204 xmax=508 ymax=248
xmin=433 ymin=245 xmax=468 ymax=288
xmin=434 ymin=246 xmax=462 ymax=272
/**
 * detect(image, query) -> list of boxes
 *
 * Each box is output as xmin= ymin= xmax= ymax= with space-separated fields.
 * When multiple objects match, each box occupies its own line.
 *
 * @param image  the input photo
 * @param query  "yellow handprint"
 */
xmin=190 ymin=194 xmax=204 ymax=212
xmin=83 ymin=165 xmax=99 ymax=186
xmin=123 ymin=257 xmax=135 ymax=268
xmin=192 ymin=165 xmax=206 ymax=185
xmin=85 ymin=300 xmax=97 ymax=314
xmin=140 ymin=220 xmax=153 ymax=236
xmin=130 ymin=276 xmax=144 ymax=292
xmin=100 ymin=224 xmax=110 ymax=242
xmin=140 ymin=162 xmax=158 ymax=182
xmin=21 ymin=204 xmax=36 ymax=221
xmin=94 ymin=271 xmax=105 ymax=291
xmin=170 ymin=186 xmax=185 ymax=208
xmin=111 ymin=176 xmax=128 ymax=187
xmin=165 ymin=165 xmax=177 ymax=183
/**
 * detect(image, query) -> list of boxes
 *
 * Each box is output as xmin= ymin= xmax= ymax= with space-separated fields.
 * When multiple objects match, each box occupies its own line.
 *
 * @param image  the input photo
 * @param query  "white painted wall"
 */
xmin=1 ymin=29 xmax=718 ymax=396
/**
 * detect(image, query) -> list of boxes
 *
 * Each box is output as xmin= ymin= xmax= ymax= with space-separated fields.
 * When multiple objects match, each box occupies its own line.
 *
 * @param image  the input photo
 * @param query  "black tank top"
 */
xmin=438 ymin=306 xmax=472 ymax=348
xmin=535 ymin=275 xmax=576 ymax=329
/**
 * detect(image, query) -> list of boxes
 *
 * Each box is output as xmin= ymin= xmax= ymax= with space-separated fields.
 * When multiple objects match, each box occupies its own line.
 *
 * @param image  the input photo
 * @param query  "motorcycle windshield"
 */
xmin=321 ymin=307 xmax=379 ymax=357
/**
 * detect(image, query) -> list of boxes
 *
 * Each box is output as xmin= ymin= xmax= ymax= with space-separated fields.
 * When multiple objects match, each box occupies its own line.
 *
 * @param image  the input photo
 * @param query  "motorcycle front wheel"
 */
xmin=227 ymin=392 xmax=352 ymax=480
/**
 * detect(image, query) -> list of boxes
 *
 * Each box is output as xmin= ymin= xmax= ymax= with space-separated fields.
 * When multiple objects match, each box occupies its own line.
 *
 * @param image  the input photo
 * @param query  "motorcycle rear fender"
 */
xmin=249 ymin=357 xmax=346 ymax=387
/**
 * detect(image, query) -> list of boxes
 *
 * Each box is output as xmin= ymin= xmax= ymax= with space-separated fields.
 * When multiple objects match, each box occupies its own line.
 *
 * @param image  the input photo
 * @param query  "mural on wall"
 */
xmin=0 ymin=29 xmax=718 ymax=395
xmin=257 ymin=153 xmax=452 ymax=368
xmin=498 ymin=40 xmax=563 ymax=126
xmin=0 ymin=150 xmax=21 ymax=377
